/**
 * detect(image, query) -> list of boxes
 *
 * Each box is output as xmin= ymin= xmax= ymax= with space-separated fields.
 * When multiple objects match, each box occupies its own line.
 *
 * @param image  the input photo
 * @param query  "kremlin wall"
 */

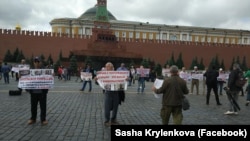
xmin=1 ymin=0 xmax=250 ymax=70
xmin=1 ymin=28 xmax=250 ymax=70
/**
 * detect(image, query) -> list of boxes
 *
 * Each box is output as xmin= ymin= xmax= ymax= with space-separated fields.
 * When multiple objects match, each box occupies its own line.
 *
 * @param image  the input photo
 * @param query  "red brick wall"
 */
xmin=0 ymin=29 xmax=249 ymax=70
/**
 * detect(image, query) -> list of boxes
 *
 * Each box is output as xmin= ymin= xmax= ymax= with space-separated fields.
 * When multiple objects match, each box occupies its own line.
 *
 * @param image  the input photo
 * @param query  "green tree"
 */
xmin=154 ymin=63 xmax=163 ymax=78
xmin=47 ymin=54 xmax=53 ymax=66
xmin=176 ymin=52 xmax=184 ymax=69
xmin=69 ymin=55 xmax=78 ymax=75
xmin=16 ymin=50 xmax=25 ymax=63
xmin=198 ymin=58 xmax=205 ymax=70
xmin=220 ymin=59 xmax=225 ymax=70
xmin=190 ymin=57 xmax=198 ymax=70
xmin=141 ymin=59 xmax=149 ymax=68
xmin=168 ymin=52 xmax=175 ymax=66
xmin=230 ymin=57 xmax=235 ymax=70
xmin=12 ymin=48 xmax=20 ymax=62
xmin=241 ymin=56 xmax=248 ymax=71
xmin=3 ymin=49 xmax=13 ymax=62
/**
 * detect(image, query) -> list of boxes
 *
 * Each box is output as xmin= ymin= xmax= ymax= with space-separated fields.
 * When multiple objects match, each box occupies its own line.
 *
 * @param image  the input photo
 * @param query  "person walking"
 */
xmin=80 ymin=64 xmax=94 ymax=92
xmin=27 ymin=56 xmax=49 ymax=125
xmin=224 ymin=63 xmax=242 ymax=115
xmin=203 ymin=66 xmax=222 ymax=105
xmin=152 ymin=65 xmax=189 ymax=125
xmin=244 ymin=69 xmax=250 ymax=106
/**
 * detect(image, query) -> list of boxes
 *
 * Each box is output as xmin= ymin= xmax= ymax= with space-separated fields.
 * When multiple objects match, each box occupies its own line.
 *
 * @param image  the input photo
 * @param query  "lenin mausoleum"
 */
xmin=1 ymin=0 xmax=250 ymax=70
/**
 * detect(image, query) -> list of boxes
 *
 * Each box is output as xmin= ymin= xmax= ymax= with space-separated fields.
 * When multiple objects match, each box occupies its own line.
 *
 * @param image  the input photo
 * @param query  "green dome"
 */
xmin=78 ymin=6 xmax=117 ymax=20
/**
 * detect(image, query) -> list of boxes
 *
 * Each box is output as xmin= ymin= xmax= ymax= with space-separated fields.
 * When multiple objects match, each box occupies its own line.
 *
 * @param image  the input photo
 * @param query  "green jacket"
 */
xmin=155 ymin=75 xmax=189 ymax=106
xmin=244 ymin=70 xmax=250 ymax=84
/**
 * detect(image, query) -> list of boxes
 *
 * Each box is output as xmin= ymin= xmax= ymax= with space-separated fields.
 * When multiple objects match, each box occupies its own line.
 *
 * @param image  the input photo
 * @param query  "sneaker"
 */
xmin=246 ymin=101 xmax=250 ymax=106
xmin=111 ymin=121 xmax=119 ymax=125
xmin=104 ymin=121 xmax=110 ymax=127
xmin=41 ymin=120 xmax=48 ymax=125
xmin=224 ymin=111 xmax=234 ymax=115
xmin=27 ymin=119 xmax=36 ymax=125
xmin=234 ymin=112 xmax=238 ymax=115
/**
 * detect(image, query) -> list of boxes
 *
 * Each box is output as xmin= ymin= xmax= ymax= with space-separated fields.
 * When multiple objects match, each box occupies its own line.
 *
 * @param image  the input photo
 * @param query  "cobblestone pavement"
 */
xmin=0 ymin=77 xmax=250 ymax=141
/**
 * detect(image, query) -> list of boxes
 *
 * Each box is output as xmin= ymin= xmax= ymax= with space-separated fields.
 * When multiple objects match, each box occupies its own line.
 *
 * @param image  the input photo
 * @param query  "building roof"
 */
xmin=78 ymin=6 xmax=117 ymax=21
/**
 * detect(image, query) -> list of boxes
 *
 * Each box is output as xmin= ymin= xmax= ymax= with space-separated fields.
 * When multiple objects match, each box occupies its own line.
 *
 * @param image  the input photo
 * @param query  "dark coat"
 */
xmin=204 ymin=69 xmax=219 ymax=86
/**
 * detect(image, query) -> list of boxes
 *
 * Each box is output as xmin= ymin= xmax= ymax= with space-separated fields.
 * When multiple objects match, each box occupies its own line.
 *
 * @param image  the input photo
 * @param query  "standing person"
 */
xmin=190 ymin=66 xmax=200 ymax=95
xmin=75 ymin=66 xmax=82 ymax=82
xmin=1 ymin=62 xmax=11 ymax=84
xmin=18 ymin=59 xmax=27 ymax=93
xmin=152 ymin=65 xmax=189 ymax=125
xmin=244 ymin=69 xmax=250 ymax=106
xmin=96 ymin=62 xmax=121 ymax=126
xmin=57 ymin=66 xmax=63 ymax=80
xmin=27 ymin=56 xmax=49 ymax=125
xmin=129 ymin=66 xmax=136 ymax=86
xmin=217 ymin=68 xmax=226 ymax=95
xmin=202 ymin=67 xmax=208 ymax=95
xmin=203 ymin=66 xmax=222 ymax=105
xmin=137 ymin=65 xmax=146 ymax=94
xmin=80 ymin=64 xmax=94 ymax=92
xmin=224 ymin=63 xmax=242 ymax=115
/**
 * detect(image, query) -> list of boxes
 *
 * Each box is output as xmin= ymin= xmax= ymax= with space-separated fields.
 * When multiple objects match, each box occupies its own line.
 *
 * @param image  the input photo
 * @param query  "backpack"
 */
xmin=235 ymin=70 xmax=247 ymax=88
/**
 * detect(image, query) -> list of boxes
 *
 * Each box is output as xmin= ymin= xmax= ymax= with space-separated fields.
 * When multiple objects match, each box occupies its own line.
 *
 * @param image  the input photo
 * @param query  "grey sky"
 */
xmin=0 ymin=0 xmax=249 ymax=31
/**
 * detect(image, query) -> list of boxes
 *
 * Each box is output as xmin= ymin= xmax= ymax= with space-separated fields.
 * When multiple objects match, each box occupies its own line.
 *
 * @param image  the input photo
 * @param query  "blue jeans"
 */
xmin=81 ymin=80 xmax=92 ymax=91
xmin=137 ymin=78 xmax=145 ymax=93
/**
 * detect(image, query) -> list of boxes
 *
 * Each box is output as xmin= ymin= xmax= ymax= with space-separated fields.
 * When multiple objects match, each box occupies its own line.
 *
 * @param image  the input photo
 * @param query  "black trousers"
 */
xmin=30 ymin=93 xmax=47 ymax=122
xmin=206 ymin=84 xmax=220 ymax=104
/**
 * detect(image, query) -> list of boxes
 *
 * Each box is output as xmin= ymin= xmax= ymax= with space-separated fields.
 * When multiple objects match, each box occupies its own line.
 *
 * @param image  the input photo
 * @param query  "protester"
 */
xmin=152 ymin=65 xmax=189 ymax=125
xmin=190 ymin=66 xmax=200 ymax=95
xmin=80 ymin=64 xmax=94 ymax=92
xmin=217 ymin=68 xmax=226 ymax=95
xmin=95 ymin=62 xmax=122 ymax=127
xmin=203 ymin=66 xmax=222 ymax=105
xmin=27 ymin=56 xmax=49 ymax=125
xmin=137 ymin=65 xmax=147 ymax=94
xmin=224 ymin=63 xmax=242 ymax=115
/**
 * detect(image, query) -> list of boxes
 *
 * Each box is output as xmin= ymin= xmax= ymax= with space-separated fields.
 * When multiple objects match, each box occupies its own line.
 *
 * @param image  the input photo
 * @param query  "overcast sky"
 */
xmin=0 ymin=0 xmax=250 ymax=31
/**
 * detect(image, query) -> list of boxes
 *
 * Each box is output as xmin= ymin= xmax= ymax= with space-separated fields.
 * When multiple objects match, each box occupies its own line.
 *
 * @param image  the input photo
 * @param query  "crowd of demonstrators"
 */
xmin=152 ymin=65 xmax=189 ymax=125
xmin=80 ymin=64 xmax=94 ymax=92
xmin=203 ymin=65 xmax=222 ymax=105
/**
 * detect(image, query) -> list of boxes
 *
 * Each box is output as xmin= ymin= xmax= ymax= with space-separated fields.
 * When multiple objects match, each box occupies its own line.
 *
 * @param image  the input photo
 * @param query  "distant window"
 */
xmin=149 ymin=33 xmax=153 ymax=39
xmin=207 ymin=37 xmax=211 ymax=42
xmin=182 ymin=34 xmax=187 ymax=41
xmin=115 ymin=31 xmax=119 ymax=37
xmin=231 ymin=39 xmax=235 ymax=44
xmin=201 ymin=36 xmax=205 ymax=42
xmin=136 ymin=32 xmax=140 ymax=39
xmin=142 ymin=33 xmax=146 ymax=39
xmin=85 ymin=28 xmax=90 ymax=35
xmin=78 ymin=29 xmax=82 ymax=35
xmin=162 ymin=33 xmax=167 ymax=40
xmin=170 ymin=34 xmax=177 ymax=40
xmin=219 ymin=38 xmax=223 ymax=43
xmin=225 ymin=38 xmax=229 ymax=43
xmin=66 ymin=28 xmax=70 ymax=34
xmin=122 ymin=32 xmax=126 ymax=38
xmin=129 ymin=32 xmax=133 ymax=38
xmin=195 ymin=36 xmax=199 ymax=42
xmin=156 ymin=33 xmax=160 ymax=40
xmin=244 ymin=38 xmax=248 ymax=44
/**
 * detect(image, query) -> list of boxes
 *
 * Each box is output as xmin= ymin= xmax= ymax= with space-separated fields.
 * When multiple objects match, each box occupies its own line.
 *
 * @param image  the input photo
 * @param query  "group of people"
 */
xmin=153 ymin=63 xmax=250 ymax=125
xmin=3 ymin=59 xmax=250 ymax=126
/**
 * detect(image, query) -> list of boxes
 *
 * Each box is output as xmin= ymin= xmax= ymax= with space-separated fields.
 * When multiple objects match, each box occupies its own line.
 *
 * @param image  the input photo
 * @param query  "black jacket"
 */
xmin=204 ymin=69 xmax=219 ymax=86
